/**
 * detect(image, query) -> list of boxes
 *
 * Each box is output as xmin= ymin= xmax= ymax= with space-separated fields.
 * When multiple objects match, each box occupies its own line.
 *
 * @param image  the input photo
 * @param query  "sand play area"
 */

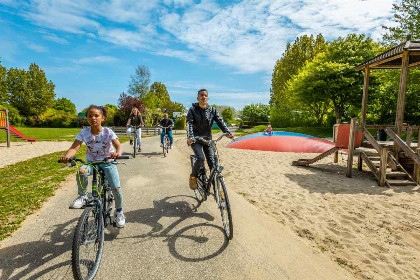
xmin=0 ymin=141 xmax=72 ymax=168
xmin=177 ymin=137 xmax=420 ymax=280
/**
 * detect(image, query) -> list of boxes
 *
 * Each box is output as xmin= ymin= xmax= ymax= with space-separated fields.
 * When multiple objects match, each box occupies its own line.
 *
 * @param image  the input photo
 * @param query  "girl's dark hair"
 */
xmin=197 ymin=88 xmax=208 ymax=96
xmin=86 ymin=105 xmax=108 ymax=119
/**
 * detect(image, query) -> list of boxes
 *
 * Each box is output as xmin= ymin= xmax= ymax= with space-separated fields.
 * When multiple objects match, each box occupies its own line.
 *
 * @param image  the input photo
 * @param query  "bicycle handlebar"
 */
xmin=58 ymin=155 xmax=129 ymax=164
xmin=192 ymin=133 xmax=233 ymax=145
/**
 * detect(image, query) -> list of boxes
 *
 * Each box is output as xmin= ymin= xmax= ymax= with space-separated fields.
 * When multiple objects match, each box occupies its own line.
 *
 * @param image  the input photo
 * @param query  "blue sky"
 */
xmin=0 ymin=0 xmax=396 ymax=111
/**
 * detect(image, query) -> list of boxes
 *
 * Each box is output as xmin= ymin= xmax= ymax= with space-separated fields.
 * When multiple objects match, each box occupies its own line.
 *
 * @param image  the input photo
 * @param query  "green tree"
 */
xmin=7 ymin=63 xmax=55 ymax=117
xmin=0 ymin=61 xmax=6 ymax=104
xmin=221 ymin=107 xmax=234 ymax=123
xmin=270 ymin=34 xmax=327 ymax=106
xmin=53 ymin=98 xmax=77 ymax=115
xmin=240 ymin=103 xmax=270 ymax=124
xmin=383 ymin=0 xmax=420 ymax=45
xmin=128 ymin=65 xmax=151 ymax=98
xmin=143 ymin=82 xmax=170 ymax=109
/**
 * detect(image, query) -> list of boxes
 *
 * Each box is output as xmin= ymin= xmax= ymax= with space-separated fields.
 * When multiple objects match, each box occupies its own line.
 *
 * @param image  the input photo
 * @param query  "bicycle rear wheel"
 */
xmin=194 ymin=172 xmax=207 ymax=202
xmin=214 ymin=175 xmax=233 ymax=240
xmin=72 ymin=205 xmax=104 ymax=280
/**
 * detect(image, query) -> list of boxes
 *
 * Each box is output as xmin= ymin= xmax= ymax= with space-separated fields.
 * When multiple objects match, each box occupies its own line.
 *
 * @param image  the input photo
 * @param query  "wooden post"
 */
xmin=6 ymin=109 xmax=10 ymax=148
xmin=346 ymin=117 xmax=357 ymax=178
xmin=395 ymin=51 xmax=410 ymax=155
xmin=361 ymin=67 xmax=370 ymax=127
xmin=414 ymin=148 xmax=420 ymax=185
xmin=333 ymin=124 xmax=339 ymax=163
xmin=406 ymin=126 xmax=412 ymax=147
xmin=379 ymin=148 xmax=388 ymax=187
xmin=358 ymin=155 xmax=363 ymax=171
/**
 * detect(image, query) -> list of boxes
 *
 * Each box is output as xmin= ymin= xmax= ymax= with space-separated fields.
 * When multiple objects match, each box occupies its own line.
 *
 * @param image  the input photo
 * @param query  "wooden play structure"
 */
xmin=1 ymin=109 xmax=36 ymax=147
xmin=293 ymin=36 xmax=420 ymax=187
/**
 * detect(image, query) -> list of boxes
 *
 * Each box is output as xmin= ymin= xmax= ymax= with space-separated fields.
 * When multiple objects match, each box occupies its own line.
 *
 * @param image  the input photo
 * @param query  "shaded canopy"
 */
xmin=355 ymin=36 xmax=420 ymax=70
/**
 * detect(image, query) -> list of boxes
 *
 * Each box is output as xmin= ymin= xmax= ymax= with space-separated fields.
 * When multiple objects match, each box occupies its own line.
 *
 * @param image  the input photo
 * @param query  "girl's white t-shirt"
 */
xmin=75 ymin=127 xmax=118 ymax=161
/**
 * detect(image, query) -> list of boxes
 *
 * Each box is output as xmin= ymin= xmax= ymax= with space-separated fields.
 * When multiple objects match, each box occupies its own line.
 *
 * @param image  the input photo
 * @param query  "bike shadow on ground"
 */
xmin=0 ymin=218 xmax=78 ymax=280
xmin=118 ymin=195 xmax=229 ymax=262
xmin=136 ymin=151 xmax=164 ymax=158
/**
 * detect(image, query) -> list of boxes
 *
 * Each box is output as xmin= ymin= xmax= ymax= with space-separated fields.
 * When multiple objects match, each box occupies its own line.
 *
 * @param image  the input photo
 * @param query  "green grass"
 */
xmin=0 ymin=127 xmax=129 ymax=143
xmin=0 ymin=146 xmax=87 ymax=240
xmin=237 ymin=125 xmax=333 ymax=138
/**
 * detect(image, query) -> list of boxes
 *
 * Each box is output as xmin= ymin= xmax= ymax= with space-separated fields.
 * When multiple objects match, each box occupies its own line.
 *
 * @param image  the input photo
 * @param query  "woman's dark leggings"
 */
xmin=191 ymin=142 xmax=215 ymax=177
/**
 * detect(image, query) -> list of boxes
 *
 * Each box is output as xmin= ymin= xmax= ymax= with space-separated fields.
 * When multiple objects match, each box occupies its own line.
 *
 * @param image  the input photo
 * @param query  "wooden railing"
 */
xmin=385 ymin=128 xmax=420 ymax=166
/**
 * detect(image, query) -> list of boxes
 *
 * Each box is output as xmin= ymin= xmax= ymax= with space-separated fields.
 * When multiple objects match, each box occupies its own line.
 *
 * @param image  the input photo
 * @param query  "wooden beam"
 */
xmin=358 ymin=155 xmax=363 ymax=171
xmin=414 ymin=148 xmax=420 ymax=185
xmin=6 ymin=109 xmax=10 ymax=148
xmin=395 ymin=51 xmax=410 ymax=137
xmin=385 ymin=128 xmax=420 ymax=166
xmin=379 ymin=148 xmax=388 ymax=187
xmin=361 ymin=67 xmax=370 ymax=126
xmin=406 ymin=126 xmax=412 ymax=147
xmin=346 ymin=118 xmax=357 ymax=178
xmin=409 ymin=60 xmax=420 ymax=68
xmin=369 ymin=54 xmax=403 ymax=68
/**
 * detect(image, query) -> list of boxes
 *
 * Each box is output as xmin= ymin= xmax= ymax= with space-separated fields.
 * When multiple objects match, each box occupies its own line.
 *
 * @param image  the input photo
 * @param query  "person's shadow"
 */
xmin=0 ymin=218 xmax=77 ymax=280
xmin=123 ymin=195 xmax=229 ymax=262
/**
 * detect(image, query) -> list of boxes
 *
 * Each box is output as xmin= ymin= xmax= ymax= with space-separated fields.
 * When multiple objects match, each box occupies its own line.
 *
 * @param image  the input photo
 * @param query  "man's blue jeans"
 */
xmin=161 ymin=130 xmax=173 ymax=145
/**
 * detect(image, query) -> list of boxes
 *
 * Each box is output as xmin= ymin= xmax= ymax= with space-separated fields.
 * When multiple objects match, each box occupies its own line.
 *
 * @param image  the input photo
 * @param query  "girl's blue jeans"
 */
xmin=76 ymin=163 xmax=121 ymax=195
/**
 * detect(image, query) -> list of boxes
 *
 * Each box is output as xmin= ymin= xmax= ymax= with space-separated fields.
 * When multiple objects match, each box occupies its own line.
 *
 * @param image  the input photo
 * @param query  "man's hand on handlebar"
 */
xmin=187 ymin=137 xmax=193 ymax=146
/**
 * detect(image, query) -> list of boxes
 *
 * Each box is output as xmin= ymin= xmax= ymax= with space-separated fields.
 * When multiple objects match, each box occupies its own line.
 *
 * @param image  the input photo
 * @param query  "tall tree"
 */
xmin=240 ymin=103 xmax=270 ymax=123
xmin=128 ymin=65 xmax=151 ymax=98
xmin=270 ymin=34 xmax=327 ymax=106
xmin=143 ymin=81 xmax=170 ymax=109
xmin=7 ymin=63 xmax=55 ymax=116
xmin=53 ymin=97 xmax=77 ymax=115
xmin=382 ymin=0 xmax=420 ymax=45
xmin=118 ymin=92 xmax=145 ymax=117
xmin=221 ymin=107 xmax=234 ymax=123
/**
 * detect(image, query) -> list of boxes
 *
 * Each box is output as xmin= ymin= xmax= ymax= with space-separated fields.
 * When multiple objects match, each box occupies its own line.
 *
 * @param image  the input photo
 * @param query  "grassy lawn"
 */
xmin=0 ymin=146 xmax=87 ymax=240
xmin=0 ymin=127 xmax=129 ymax=142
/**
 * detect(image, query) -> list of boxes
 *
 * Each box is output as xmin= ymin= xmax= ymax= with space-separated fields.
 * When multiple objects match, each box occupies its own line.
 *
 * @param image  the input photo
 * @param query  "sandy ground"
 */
xmin=0 ymin=141 xmax=73 ymax=168
xmin=177 ymin=136 xmax=420 ymax=280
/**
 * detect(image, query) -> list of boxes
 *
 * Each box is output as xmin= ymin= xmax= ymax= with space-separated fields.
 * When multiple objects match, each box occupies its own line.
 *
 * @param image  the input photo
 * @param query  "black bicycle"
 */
xmin=160 ymin=126 xmax=171 ymax=157
xmin=190 ymin=133 xmax=234 ymax=240
xmin=59 ymin=156 xmax=128 ymax=280
xmin=128 ymin=125 xmax=141 ymax=158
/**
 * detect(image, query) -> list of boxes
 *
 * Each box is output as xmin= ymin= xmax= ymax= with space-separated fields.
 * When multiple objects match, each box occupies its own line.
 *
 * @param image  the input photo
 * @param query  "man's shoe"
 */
xmin=115 ymin=211 xmax=126 ymax=228
xmin=160 ymin=143 xmax=163 ymax=147
xmin=189 ymin=176 xmax=197 ymax=190
xmin=69 ymin=195 xmax=87 ymax=209
xmin=170 ymin=145 xmax=173 ymax=149
xmin=138 ymin=147 xmax=141 ymax=152
xmin=129 ymin=139 xmax=133 ymax=145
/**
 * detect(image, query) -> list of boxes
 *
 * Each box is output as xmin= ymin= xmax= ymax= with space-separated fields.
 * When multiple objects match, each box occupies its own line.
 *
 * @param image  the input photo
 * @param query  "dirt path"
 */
xmin=0 ymin=136 xmax=353 ymax=280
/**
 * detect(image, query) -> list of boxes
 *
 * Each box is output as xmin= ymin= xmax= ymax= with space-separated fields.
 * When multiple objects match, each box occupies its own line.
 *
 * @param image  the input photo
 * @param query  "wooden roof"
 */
xmin=355 ymin=37 xmax=420 ymax=70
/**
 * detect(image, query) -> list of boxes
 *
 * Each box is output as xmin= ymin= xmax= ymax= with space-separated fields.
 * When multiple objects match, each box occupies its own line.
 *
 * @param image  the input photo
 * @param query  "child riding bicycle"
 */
xmin=59 ymin=105 xmax=126 ymax=228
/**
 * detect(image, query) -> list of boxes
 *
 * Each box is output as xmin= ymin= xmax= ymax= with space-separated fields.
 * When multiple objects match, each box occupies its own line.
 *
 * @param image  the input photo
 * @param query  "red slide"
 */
xmin=6 ymin=125 xmax=37 ymax=142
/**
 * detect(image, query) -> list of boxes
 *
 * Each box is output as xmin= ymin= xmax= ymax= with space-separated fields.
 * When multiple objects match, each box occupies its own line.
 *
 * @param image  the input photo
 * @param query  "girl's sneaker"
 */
xmin=69 ymin=195 xmax=87 ymax=209
xmin=115 ymin=211 xmax=126 ymax=228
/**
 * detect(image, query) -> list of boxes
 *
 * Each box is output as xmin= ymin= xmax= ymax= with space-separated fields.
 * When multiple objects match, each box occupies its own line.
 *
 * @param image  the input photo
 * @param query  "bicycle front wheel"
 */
xmin=133 ymin=136 xmax=137 ymax=158
xmin=215 ymin=175 xmax=233 ymax=240
xmin=194 ymin=172 xmax=207 ymax=202
xmin=72 ymin=205 xmax=104 ymax=280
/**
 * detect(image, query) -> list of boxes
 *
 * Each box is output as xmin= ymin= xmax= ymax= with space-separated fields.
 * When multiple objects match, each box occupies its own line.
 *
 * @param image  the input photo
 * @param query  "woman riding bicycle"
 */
xmin=60 ymin=105 xmax=126 ymax=228
xmin=186 ymin=89 xmax=234 ymax=190
xmin=158 ymin=113 xmax=174 ymax=149
xmin=126 ymin=107 xmax=144 ymax=152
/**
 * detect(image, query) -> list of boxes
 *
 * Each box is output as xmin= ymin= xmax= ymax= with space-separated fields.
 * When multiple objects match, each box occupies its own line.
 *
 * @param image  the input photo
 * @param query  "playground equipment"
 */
xmin=294 ymin=36 xmax=420 ymax=187
xmin=227 ymin=131 xmax=336 ymax=153
xmin=0 ymin=110 xmax=36 ymax=147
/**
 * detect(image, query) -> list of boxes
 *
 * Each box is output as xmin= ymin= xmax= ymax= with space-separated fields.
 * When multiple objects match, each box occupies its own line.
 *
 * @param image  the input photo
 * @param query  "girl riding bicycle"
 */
xmin=60 ymin=105 xmax=126 ymax=228
xmin=126 ymin=107 xmax=144 ymax=152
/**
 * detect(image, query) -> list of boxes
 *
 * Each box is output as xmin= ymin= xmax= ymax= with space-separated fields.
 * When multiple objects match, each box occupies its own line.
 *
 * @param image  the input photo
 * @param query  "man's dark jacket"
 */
xmin=186 ymin=103 xmax=230 ymax=138
xmin=159 ymin=118 xmax=174 ymax=131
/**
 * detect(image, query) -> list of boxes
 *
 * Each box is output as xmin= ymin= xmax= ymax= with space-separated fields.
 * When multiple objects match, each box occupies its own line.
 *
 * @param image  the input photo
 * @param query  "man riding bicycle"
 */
xmin=186 ymin=89 xmax=234 ymax=189
xmin=159 ymin=113 xmax=174 ymax=149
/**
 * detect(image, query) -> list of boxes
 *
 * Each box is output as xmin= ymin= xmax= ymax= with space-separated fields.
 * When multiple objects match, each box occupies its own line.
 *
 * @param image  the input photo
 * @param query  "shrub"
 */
xmin=0 ymin=103 xmax=25 ymax=125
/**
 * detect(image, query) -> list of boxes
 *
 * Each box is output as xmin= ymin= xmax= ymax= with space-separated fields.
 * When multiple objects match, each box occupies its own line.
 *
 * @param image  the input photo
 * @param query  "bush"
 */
xmin=26 ymin=108 xmax=77 ymax=127
xmin=175 ymin=116 xmax=186 ymax=129
xmin=270 ymin=106 xmax=317 ymax=127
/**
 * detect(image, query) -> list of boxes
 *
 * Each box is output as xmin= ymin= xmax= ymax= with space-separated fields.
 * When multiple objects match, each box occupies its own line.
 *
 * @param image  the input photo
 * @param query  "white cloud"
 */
xmin=27 ymin=42 xmax=48 ymax=52
xmin=73 ymin=56 xmax=119 ymax=64
xmin=42 ymin=33 xmax=69 ymax=44
xmin=4 ymin=0 xmax=396 ymax=73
